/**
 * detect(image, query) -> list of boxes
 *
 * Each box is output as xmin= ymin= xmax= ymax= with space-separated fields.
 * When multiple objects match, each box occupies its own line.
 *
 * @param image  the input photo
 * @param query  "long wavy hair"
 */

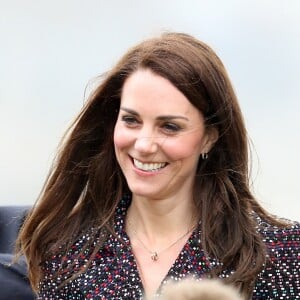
xmin=17 ymin=32 xmax=282 ymax=297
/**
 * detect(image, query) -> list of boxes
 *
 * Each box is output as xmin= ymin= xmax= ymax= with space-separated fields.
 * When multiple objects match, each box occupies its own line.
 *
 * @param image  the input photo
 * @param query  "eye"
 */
xmin=161 ymin=122 xmax=182 ymax=133
xmin=121 ymin=115 xmax=140 ymax=127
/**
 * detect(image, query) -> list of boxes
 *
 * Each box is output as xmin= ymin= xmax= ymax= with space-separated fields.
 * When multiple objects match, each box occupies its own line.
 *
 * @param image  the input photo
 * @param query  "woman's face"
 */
xmin=114 ymin=69 xmax=216 ymax=200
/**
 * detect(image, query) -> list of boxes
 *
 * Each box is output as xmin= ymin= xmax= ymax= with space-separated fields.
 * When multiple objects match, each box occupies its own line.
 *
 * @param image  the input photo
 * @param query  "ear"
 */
xmin=203 ymin=126 xmax=219 ymax=153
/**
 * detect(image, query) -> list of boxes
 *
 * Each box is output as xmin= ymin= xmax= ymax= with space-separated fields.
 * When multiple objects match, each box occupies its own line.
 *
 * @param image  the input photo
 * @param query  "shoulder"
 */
xmin=256 ymin=215 xmax=300 ymax=251
xmin=255 ymin=214 xmax=300 ymax=260
xmin=38 ymin=227 xmax=102 ymax=298
xmin=38 ymin=198 xmax=127 ymax=298
xmin=42 ymin=227 xmax=97 ymax=272
xmin=253 ymin=215 xmax=300 ymax=298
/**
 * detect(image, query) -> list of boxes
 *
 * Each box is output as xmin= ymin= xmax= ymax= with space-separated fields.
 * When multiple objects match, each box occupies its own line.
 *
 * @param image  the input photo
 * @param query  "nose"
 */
xmin=134 ymin=134 xmax=159 ymax=154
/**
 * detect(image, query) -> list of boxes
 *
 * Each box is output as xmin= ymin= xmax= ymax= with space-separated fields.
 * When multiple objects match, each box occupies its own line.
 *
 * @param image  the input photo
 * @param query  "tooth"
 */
xmin=133 ymin=159 xmax=166 ymax=171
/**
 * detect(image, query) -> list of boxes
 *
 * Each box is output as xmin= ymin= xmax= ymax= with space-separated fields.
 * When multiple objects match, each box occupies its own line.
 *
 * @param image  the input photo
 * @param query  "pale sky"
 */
xmin=0 ymin=0 xmax=299 ymax=220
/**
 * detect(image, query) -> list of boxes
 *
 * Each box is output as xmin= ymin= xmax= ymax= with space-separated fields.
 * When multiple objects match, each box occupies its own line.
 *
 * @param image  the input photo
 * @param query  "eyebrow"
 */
xmin=120 ymin=107 xmax=189 ymax=121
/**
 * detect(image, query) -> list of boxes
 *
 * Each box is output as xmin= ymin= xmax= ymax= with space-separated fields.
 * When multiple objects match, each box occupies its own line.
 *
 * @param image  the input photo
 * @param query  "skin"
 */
xmin=113 ymin=68 xmax=217 ymax=296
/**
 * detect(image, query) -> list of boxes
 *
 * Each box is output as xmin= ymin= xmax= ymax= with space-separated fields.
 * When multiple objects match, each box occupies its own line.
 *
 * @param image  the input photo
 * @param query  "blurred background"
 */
xmin=0 ymin=0 xmax=299 ymax=220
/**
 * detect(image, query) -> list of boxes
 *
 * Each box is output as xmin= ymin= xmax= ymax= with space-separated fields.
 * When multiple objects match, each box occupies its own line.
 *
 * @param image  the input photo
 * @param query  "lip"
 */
xmin=130 ymin=156 xmax=168 ymax=175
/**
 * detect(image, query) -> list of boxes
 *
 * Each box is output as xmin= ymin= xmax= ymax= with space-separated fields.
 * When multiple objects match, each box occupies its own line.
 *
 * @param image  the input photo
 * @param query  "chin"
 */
xmin=128 ymin=185 xmax=164 ymax=200
xmin=129 ymin=189 xmax=159 ymax=199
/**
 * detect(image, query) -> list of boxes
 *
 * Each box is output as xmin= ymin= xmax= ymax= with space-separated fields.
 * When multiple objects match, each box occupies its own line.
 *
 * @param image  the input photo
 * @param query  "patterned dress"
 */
xmin=39 ymin=196 xmax=300 ymax=299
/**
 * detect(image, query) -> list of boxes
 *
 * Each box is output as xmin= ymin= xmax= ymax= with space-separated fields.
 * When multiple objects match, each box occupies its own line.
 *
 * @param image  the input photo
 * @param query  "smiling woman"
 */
xmin=16 ymin=32 xmax=300 ymax=299
xmin=114 ymin=69 xmax=217 ymax=203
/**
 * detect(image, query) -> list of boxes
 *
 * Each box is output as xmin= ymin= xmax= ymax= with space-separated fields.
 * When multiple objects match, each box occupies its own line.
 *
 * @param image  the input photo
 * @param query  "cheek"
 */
xmin=114 ymin=123 xmax=131 ymax=150
xmin=163 ymin=134 xmax=204 ymax=161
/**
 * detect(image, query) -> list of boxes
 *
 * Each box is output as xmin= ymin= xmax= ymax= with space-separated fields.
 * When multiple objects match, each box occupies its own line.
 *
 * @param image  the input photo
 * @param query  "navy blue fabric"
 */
xmin=0 ymin=253 xmax=35 ymax=299
xmin=0 ymin=207 xmax=35 ymax=299
xmin=0 ymin=206 xmax=30 ymax=253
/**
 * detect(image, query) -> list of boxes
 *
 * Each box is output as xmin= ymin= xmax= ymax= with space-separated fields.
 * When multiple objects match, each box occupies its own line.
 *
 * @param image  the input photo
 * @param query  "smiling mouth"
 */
xmin=133 ymin=158 xmax=168 ymax=172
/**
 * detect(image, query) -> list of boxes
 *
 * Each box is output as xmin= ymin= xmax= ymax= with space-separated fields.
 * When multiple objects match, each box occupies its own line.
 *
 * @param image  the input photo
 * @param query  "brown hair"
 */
xmin=17 ymin=32 xmax=282 ymax=297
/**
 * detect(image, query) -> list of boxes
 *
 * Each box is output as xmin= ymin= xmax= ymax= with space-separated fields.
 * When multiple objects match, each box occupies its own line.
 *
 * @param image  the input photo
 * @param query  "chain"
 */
xmin=127 ymin=219 xmax=194 ymax=262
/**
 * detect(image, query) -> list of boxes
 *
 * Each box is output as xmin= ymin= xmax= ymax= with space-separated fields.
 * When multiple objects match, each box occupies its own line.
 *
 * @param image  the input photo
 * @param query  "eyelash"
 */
xmin=121 ymin=115 xmax=182 ymax=134
xmin=121 ymin=115 xmax=139 ymax=126
xmin=161 ymin=122 xmax=182 ymax=133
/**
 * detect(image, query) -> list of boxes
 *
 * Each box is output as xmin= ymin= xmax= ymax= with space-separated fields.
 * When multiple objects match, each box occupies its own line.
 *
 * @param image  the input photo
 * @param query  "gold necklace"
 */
xmin=127 ymin=220 xmax=194 ymax=262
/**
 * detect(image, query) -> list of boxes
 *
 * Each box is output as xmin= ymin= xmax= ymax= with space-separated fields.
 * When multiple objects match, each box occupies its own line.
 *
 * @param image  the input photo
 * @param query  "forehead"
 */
xmin=121 ymin=69 xmax=200 ymax=118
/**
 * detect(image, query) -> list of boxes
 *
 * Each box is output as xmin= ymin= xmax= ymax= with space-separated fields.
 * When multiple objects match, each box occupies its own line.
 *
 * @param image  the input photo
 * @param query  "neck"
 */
xmin=126 ymin=194 xmax=197 ymax=244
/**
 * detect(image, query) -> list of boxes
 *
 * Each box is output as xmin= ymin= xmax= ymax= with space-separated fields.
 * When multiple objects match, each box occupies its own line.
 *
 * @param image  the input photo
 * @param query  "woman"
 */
xmin=17 ymin=32 xmax=300 ymax=299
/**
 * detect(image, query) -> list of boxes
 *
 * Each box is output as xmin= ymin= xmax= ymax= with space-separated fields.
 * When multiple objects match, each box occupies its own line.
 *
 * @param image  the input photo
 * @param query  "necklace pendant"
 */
xmin=151 ymin=252 xmax=158 ymax=261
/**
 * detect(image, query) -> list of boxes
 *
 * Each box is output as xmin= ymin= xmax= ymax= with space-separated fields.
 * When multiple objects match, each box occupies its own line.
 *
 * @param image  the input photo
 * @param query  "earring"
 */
xmin=201 ymin=152 xmax=208 ymax=160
